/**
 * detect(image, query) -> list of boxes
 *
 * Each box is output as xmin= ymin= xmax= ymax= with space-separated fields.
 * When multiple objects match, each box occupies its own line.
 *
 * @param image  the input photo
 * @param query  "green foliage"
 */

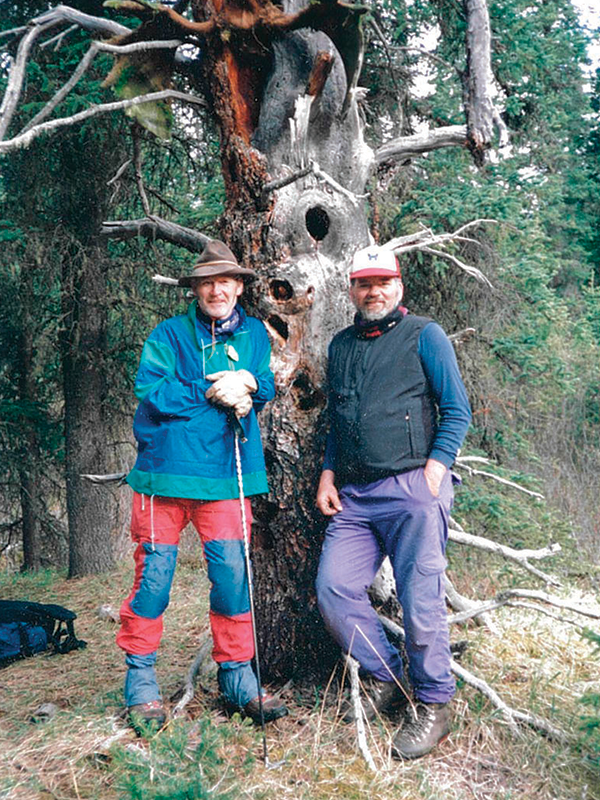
xmin=578 ymin=630 xmax=600 ymax=767
xmin=111 ymin=718 xmax=255 ymax=800
xmin=372 ymin=0 xmax=600 ymax=557
xmin=0 ymin=4 xmax=222 ymax=569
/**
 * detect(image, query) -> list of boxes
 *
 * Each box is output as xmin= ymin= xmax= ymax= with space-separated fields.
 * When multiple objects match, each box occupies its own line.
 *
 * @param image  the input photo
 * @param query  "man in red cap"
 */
xmin=117 ymin=240 xmax=288 ymax=732
xmin=315 ymin=244 xmax=471 ymax=759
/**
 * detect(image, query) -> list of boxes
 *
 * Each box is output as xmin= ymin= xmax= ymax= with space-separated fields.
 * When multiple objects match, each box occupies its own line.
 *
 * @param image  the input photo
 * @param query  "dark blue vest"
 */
xmin=328 ymin=314 xmax=437 ymax=484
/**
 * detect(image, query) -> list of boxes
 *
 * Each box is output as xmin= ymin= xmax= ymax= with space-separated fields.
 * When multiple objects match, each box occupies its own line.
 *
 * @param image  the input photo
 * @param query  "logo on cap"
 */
xmin=350 ymin=246 xmax=401 ymax=280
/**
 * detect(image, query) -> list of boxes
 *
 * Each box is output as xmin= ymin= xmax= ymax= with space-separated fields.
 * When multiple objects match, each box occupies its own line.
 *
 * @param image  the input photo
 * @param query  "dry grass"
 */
xmin=1 ymin=548 xmax=599 ymax=800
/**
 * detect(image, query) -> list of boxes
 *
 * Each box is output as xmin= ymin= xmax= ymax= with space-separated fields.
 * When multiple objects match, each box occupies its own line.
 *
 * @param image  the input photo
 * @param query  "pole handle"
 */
xmin=229 ymin=412 xmax=247 ymax=443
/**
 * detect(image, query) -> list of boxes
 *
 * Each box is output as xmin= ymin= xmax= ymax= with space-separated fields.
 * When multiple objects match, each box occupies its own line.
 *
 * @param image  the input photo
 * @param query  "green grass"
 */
xmin=1 ymin=536 xmax=600 ymax=799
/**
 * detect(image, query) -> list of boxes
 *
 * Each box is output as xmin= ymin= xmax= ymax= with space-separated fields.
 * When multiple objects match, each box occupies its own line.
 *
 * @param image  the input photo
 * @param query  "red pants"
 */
xmin=117 ymin=493 xmax=254 ymax=663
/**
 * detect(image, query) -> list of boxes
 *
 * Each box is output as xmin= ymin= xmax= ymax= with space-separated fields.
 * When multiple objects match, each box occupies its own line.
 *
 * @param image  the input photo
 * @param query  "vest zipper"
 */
xmin=405 ymin=411 xmax=414 ymax=457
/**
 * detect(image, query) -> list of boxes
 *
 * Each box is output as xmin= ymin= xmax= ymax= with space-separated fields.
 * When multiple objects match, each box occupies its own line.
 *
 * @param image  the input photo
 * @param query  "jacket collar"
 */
xmin=188 ymin=301 xmax=247 ymax=345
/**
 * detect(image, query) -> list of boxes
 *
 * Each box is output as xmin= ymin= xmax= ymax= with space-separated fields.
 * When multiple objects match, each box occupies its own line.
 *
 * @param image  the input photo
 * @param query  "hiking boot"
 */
xmin=342 ymin=677 xmax=408 ymax=723
xmin=127 ymin=700 xmax=167 ymax=735
xmin=243 ymin=693 xmax=288 ymax=723
xmin=392 ymin=702 xmax=450 ymax=760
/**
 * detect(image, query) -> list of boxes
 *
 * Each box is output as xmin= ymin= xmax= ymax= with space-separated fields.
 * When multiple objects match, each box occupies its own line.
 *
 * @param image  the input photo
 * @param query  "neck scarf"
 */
xmin=354 ymin=305 xmax=408 ymax=339
xmin=196 ymin=305 xmax=242 ymax=341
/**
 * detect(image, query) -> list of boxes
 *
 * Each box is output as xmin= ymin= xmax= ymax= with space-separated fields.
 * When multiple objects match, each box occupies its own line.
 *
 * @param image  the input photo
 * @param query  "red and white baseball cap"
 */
xmin=349 ymin=245 xmax=401 ymax=280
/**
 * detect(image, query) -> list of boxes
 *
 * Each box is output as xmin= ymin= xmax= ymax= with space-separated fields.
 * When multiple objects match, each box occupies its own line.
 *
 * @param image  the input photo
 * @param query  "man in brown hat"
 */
xmin=117 ymin=240 xmax=288 ymax=732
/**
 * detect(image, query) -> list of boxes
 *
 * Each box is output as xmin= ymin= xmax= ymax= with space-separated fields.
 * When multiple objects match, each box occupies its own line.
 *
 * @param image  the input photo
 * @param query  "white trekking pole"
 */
xmin=232 ymin=420 xmax=283 ymax=769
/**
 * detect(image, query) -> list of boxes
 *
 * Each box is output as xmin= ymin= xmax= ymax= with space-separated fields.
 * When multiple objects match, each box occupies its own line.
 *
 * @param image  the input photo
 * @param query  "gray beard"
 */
xmin=359 ymin=293 xmax=402 ymax=321
xmin=360 ymin=307 xmax=393 ymax=321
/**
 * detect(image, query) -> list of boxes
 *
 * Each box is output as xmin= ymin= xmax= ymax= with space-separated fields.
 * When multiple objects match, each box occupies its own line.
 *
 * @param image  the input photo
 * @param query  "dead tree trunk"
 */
xmin=0 ymin=0 xmax=505 ymax=671
xmin=190 ymin=0 xmax=374 ymax=677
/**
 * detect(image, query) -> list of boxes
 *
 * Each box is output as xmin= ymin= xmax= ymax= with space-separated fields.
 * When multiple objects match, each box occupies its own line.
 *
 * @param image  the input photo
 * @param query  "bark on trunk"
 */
xmin=61 ymin=243 xmax=114 ymax=577
xmin=16 ymin=272 xmax=43 ymax=571
xmin=193 ymin=0 xmax=374 ymax=677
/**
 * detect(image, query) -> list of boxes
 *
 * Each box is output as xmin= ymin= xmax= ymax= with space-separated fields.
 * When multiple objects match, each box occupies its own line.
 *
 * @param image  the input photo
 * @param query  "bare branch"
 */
xmin=32 ymin=6 xmax=129 ymax=37
xmin=367 ymin=18 xmax=403 ymax=96
xmin=448 ymin=327 xmax=477 ymax=345
xmin=0 ymin=27 xmax=28 ymax=40
xmin=0 ymin=90 xmax=205 ymax=152
xmin=451 ymin=659 xmax=569 ymax=742
xmin=347 ymin=656 xmax=377 ymax=772
xmin=497 ymin=589 xmax=600 ymax=620
xmin=389 ymin=44 xmax=458 ymax=75
xmin=132 ymin=127 xmax=151 ymax=216
xmin=153 ymin=275 xmax=182 ymax=286
xmin=0 ymin=20 xmax=57 ymax=140
xmin=421 ymin=246 xmax=493 ymax=287
xmin=312 ymin=161 xmax=369 ymax=204
xmin=375 ymin=125 xmax=467 ymax=165
xmin=379 ymin=219 xmax=497 ymax=287
xmin=21 ymin=39 xmax=183 ymax=134
xmin=0 ymin=5 xmax=130 ymax=139
xmin=263 ymin=159 xmax=368 ymax=206
xmin=81 ymin=473 xmax=127 ymax=484
xmin=100 ymin=216 xmax=210 ymax=253
xmin=260 ymin=164 xmax=314 ymax=208
xmin=449 ymin=519 xmax=562 ymax=587
xmin=107 ymin=159 xmax=133 ymax=186
xmin=448 ymin=587 xmax=600 ymax=626
xmin=172 ymin=636 xmax=213 ymax=717
xmin=505 ymin=601 xmax=588 ymax=631
xmin=39 ymin=24 xmax=78 ymax=50
xmin=450 ymin=520 xmax=560 ymax=563
xmin=383 ymin=219 xmax=497 ymax=253
xmin=445 ymin=575 xmax=500 ymax=632
xmin=447 ymin=597 xmax=512 ymax=625
xmin=454 ymin=458 xmax=545 ymax=499
xmin=379 ymin=613 xmax=569 ymax=742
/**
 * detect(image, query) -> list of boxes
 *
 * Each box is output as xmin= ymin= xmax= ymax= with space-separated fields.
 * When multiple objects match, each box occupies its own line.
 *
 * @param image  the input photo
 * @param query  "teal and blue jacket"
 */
xmin=126 ymin=301 xmax=275 ymax=500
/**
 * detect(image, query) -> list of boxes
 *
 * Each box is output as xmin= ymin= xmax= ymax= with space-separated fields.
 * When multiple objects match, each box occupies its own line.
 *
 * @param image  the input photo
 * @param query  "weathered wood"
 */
xmin=101 ymin=217 xmax=210 ymax=251
xmin=464 ymin=0 xmax=509 ymax=161
xmin=376 ymin=125 xmax=468 ymax=164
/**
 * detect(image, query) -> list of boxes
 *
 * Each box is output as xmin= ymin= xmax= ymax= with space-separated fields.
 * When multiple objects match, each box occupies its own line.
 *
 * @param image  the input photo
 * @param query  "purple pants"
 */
xmin=316 ymin=468 xmax=455 ymax=704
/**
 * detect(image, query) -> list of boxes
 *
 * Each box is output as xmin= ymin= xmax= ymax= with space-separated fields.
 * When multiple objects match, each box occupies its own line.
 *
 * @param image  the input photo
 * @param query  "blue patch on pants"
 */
xmin=130 ymin=543 xmax=178 ymax=619
xmin=203 ymin=540 xmax=249 ymax=617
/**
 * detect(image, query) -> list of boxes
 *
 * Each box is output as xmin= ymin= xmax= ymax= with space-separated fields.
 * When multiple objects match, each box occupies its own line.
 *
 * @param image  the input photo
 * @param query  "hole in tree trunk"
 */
xmin=267 ymin=314 xmax=289 ymax=340
xmin=305 ymin=206 xmax=330 ymax=241
xmin=291 ymin=370 xmax=325 ymax=411
xmin=269 ymin=279 xmax=294 ymax=301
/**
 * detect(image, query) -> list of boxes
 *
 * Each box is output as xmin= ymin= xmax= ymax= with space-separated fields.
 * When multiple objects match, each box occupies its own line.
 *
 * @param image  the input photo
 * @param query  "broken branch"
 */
xmin=22 ymin=39 xmax=183 ymax=134
xmin=454 ymin=459 xmax=545 ymax=499
xmin=100 ymin=216 xmax=210 ymax=252
xmin=378 ymin=219 xmax=497 ymax=287
xmin=449 ymin=519 xmax=562 ymax=587
xmin=378 ymin=613 xmax=569 ymax=742
xmin=451 ymin=659 xmax=569 ymax=742
xmin=375 ymin=125 xmax=468 ymax=165
xmin=347 ymin=656 xmax=377 ymax=772
xmin=0 ymin=91 xmax=205 ymax=152
xmin=172 ymin=637 xmax=213 ymax=718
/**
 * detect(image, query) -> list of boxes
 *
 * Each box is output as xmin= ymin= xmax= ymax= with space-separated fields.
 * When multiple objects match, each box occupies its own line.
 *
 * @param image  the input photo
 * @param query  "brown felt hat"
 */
xmin=179 ymin=240 xmax=256 ymax=286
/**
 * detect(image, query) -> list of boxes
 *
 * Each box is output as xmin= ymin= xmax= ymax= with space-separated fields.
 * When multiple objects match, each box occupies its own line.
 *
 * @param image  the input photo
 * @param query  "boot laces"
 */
xmin=404 ymin=703 xmax=437 ymax=743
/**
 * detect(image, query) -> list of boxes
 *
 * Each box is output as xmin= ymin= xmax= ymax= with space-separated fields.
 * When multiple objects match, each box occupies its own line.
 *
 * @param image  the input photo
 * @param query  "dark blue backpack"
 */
xmin=0 ymin=600 xmax=87 ymax=667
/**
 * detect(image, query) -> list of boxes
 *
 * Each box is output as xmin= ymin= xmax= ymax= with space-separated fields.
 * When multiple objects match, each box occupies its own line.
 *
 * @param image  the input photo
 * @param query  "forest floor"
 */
xmin=1 ymin=539 xmax=600 ymax=800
